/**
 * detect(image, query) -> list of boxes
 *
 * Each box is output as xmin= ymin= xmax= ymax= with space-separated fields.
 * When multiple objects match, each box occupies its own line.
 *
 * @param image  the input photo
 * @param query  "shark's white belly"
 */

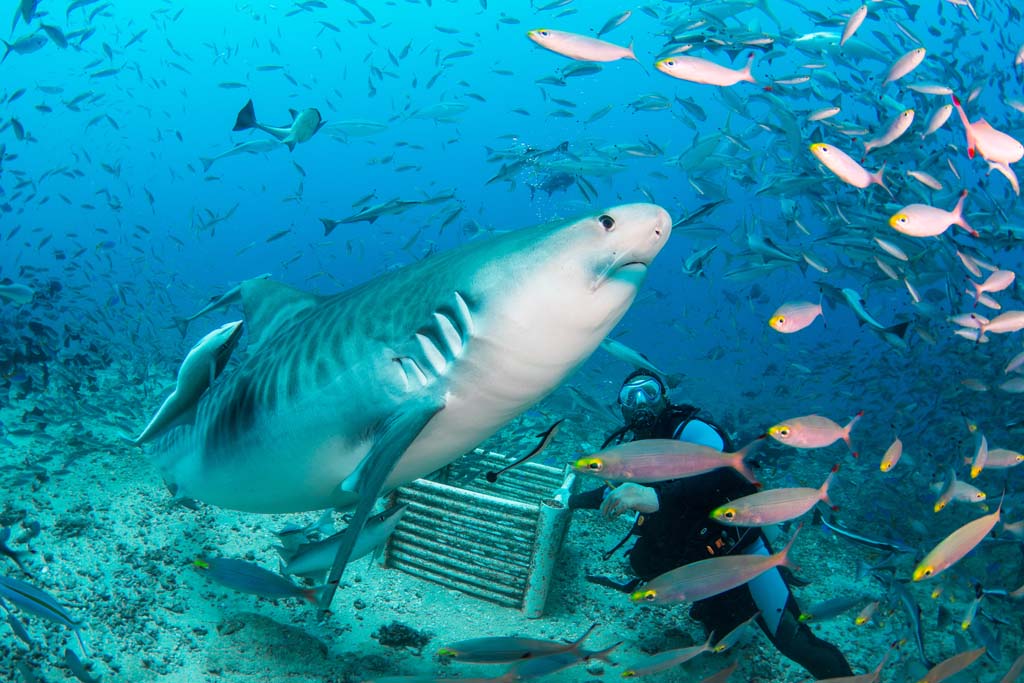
xmin=164 ymin=271 xmax=635 ymax=514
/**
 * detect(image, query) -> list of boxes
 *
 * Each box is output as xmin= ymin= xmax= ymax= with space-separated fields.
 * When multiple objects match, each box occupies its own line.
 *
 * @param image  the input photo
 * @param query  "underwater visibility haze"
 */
xmin=2 ymin=0 xmax=1024 ymax=681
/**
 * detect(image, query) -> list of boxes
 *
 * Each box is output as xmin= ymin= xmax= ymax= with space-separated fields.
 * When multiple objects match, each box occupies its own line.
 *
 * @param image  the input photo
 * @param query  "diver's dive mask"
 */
xmin=618 ymin=374 xmax=666 ymax=430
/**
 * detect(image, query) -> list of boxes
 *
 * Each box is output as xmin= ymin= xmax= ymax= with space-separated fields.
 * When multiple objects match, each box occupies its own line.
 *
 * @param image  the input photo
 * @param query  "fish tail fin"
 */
xmin=589 ymin=640 xmax=622 ymax=665
xmin=571 ymin=622 xmax=599 ymax=650
xmin=285 ymin=140 xmax=296 ymax=152
xmin=820 ymin=464 xmax=839 ymax=506
xmin=733 ymin=436 xmax=765 ymax=486
xmin=1 ymin=41 xmax=11 ymax=63
xmin=627 ymin=39 xmax=636 ymax=61
xmin=320 ymin=217 xmax=340 ymax=236
xmin=200 ymin=157 xmax=214 ymax=173
xmin=952 ymin=190 xmax=977 ymax=236
xmin=743 ymin=51 xmax=756 ymax=82
xmin=171 ymin=315 xmax=189 ymax=338
xmin=232 ymin=99 xmax=257 ymax=131
xmin=873 ymin=162 xmax=893 ymax=198
xmin=950 ymin=95 xmax=976 ymax=157
xmin=777 ymin=524 xmax=802 ymax=571
xmin=843 ymin=411 xmax=864 ymax=457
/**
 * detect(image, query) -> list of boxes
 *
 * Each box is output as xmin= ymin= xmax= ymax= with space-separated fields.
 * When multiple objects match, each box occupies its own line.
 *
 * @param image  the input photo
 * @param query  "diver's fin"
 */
xmin=317 ymin=398 xmax=445 ymax=616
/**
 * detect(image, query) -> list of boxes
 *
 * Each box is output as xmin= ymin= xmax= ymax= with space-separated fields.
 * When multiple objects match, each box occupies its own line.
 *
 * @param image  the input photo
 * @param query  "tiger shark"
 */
xmin=152 ymin=202 xmax=671 ymax=612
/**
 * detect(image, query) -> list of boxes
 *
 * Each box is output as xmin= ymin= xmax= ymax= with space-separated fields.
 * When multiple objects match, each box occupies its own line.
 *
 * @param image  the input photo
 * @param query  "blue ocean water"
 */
xmin=2 ymin=0 xmax=1024 ymax=681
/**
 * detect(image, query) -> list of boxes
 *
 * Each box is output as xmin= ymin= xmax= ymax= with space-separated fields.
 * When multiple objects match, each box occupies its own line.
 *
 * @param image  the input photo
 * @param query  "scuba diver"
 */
xmin=569 ymin=369 xmax=854 ymax=680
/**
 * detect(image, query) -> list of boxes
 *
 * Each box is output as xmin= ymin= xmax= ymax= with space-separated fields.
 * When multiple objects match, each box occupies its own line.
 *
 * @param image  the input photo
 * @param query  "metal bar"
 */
xmin=388 ymin=550 xmax=524 ymax=603
xmin=388 ymin=540 xmax=527 ymax=588
xmin=391 ymin=532 xmax=531 ymax=572
xmin=398 ymin=507 xmax=536 ymax=546
xmin=398 ymin=480 xmax=537 ymax=519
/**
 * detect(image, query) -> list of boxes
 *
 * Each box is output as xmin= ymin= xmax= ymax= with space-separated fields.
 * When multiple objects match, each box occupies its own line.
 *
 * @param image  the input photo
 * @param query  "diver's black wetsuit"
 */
xmin=571 ymin=405 xmax=853 ymax=680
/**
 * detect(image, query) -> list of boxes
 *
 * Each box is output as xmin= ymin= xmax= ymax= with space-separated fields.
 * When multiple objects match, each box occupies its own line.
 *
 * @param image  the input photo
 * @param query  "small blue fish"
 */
xmin=195 ymin=557 xmax=323 ymax=604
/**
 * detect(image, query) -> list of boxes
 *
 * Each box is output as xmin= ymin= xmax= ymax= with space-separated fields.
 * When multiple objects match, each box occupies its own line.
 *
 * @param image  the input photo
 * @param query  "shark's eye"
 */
xmin=599 ymin=214 xmax=615 ymax=231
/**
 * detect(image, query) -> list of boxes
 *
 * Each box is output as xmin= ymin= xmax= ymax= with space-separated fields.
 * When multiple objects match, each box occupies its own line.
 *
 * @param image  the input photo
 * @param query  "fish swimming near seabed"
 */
xmin=150 ymin=203 xmax=671 ymax=612
xmin=232 ymin=99 xmax=325 ymax=151
xmin=128 ymin=321 xmax=244 ymax=445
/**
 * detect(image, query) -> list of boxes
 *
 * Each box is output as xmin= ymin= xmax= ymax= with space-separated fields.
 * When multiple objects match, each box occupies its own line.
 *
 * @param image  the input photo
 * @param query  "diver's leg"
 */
xmin=761 ymin=592 xmax=854 ymax=678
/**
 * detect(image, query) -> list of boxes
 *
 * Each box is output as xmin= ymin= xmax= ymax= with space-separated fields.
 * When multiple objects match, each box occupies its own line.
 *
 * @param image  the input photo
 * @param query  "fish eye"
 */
xmin=643 ymin=591 xmax=656 ymax=601
xmin=599 ymin=214 xmax=615 ymax=231
xmin=723 ymin=509 xmax=735 ymax=519
xmin=664 ymin=60 xmax=675 ymax=67
xmin=776 ymin=316 xmax=785 ymax=325
xmin=819 ymin=145 xmax=829 ymax=153
xmin=587 ymin=460 xmax=603 ymax=471
xmin=897 ymin=216 xmax=907 ymax=224
xmin=778 ymin=427 xmax=790 ymax=437
xmin=539 ymin=30 xmax=549 ymax=37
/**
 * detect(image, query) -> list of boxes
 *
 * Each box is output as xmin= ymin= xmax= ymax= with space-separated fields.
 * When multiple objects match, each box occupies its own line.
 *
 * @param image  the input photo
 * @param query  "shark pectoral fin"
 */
xmin=241 ymin=278 xmax=326 ymax=353
xmin=317 ymin=398 xmax=445 ymax=616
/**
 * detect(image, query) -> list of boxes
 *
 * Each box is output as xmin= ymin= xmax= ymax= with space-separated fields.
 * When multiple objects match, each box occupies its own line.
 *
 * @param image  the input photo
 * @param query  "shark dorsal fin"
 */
xmin=288 ymin=108 xmax=298 ymax=119
xmin=241 ymin=278 xmax=324 ymax=352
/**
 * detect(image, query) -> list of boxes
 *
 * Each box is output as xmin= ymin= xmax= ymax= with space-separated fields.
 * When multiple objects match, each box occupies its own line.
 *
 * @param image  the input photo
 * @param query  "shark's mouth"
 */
xmin=592 ymin=259 xmax=648 ymax=291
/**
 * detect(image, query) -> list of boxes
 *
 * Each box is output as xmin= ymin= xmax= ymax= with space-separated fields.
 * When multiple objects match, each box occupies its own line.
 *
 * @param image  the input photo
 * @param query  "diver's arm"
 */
xmin=567 ymin=485 xmax=610 ymax=510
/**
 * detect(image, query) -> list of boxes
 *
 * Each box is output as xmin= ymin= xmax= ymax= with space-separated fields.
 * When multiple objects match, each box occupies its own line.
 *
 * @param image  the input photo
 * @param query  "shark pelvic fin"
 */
xmin=241 ymin=278 xmax=325 ymax=352
xmin=317 ymin=397 xmax=445 ymax=616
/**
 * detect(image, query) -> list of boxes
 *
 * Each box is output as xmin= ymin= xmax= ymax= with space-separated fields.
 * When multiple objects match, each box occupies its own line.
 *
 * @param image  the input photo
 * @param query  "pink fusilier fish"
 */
xmin=913 ymin=502 xmax=1001 ymax=581
xmin=630 ymin=528 xmax=800 ymax=604
xmin=974 ymin=310 xmax=1024 ymax=335
xmin=655 ymin=53 xmax=755 ymax=86
xmin=985 ymin=448 xmax=1024 ymax=468
xmin=841 ymin=5 xmax=868 ymax=47
xmin=863 ymin=109 xmax=914 ymax=154
xmin=951 ymin=94 xmax=1024 ymax=194
xmin=526 ymin=29 xmax=636 ymax=63
xmin=768 ymin=300 xmax=823 ymax=333
xmin=906 ymin=170 xmax=943 ymax=191
xmin=998 ymin=377 xmax=1024 ymax=393
xmin=767 ymin=412 xmax=863 ymax=457
xmin=931 ymin=473 xmax=985 ymax=512
xmin=619 ymin=632 xmax=714 ymax=678
xmin=917 ymin=647 xmax=986 ymax=683
xmin=809 ymin=142 xmax=887 ymax=191
xmin=970 ymin=433 xmax=988 ymax=479
xmin=709 ymin=466 xmax=837 ymax=527
xmin=968 ymin=270 xmax=1015 ymax=303
xmin=880 ymin=437 xmax=902 ymax=472
xmin=888 ymin=190 xmax=977 ymax=238
xmin=922 ymin=104 xmax=953 ymax=138
xmin=883 ymin=47 xmax=926 ymax=86
xmin=572 ymin=437 xmax=764 ymax=486
xmin=1004 ymin=349 xmax=1024 ymax=373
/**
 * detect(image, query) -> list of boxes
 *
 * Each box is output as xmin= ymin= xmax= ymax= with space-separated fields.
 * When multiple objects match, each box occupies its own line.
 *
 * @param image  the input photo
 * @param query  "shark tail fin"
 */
xmin=232 ymin=99 xmax=257 ymax=132
xmin=320 ymin=218 xmax=341 ymax=236
xmin=172 ymin=315 xmax=189 ymax=338
xmin=285 ymin=140 xmax=296 ymax=152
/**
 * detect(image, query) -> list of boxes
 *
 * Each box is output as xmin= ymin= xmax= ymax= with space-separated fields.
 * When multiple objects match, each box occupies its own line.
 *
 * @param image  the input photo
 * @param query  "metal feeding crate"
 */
xmin=383 ymin=448 xmax=576 ymax=618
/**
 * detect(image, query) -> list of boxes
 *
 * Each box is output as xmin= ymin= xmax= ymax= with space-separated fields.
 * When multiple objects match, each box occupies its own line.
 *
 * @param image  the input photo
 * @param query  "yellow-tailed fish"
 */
xmin=880 ymin=437 xmax=902 ymax=472
xmin=916 ymin=646 xmax=985 ymax=683
xmin=768 ymin=300 xmax=823 ymax=333
xmin=883 ymin=47 xmax=926 ymax=86
xmin=630 ymin=528 xmax=800 ymax=604
xmin=841 ymin=5 xmax=868 ymax=47
xmin=809 ymin=142 xmax=887 ymax=191
xmin=913 ymin=503 xmax=1001 ymax=581
xmin=864 ymin=109 xmax=914 ymax=154
xmin=970 ymin=433 xmax=988 ymax=479
xmin=710 ymin=466 xmax=836 ymax=527
xmin=573 ymin=437 xmax=764 ymax=486
xmin=527 ymin=29 xmax=636 ymax=63
xmin=655 ymin=53 xmax=755 ymax=86
xmin=767 ymin=412 xmax=863 ymax=456
xmin=968 ymin=270 xmax=1015 ymax=303
xmin=855 ymin=600 xmax=879 ymax=625
xmin=889 ymin=190 xmax=977 ymax=238
xmin=620 ymin=632 xmax=713 ymax=678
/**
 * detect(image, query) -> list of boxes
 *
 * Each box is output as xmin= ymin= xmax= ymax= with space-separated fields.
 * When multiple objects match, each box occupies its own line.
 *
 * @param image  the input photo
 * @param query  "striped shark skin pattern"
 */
xmin=151 ymin=202 xmax=671 ymax=609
